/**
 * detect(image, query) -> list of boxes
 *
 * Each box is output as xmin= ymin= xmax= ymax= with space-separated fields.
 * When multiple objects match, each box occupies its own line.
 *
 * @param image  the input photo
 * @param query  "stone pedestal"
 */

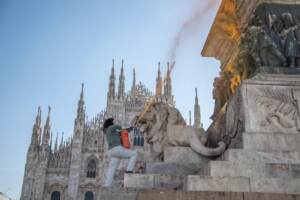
xmin=124 ymin=73 xmax=300 ymax=195
xmin=242 ymin=73 xmax=300 ymax=135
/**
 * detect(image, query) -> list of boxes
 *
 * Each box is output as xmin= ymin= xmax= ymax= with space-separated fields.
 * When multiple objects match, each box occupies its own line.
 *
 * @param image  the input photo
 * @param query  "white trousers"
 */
xmin=103 ymin=146 xmax=137 ymax=187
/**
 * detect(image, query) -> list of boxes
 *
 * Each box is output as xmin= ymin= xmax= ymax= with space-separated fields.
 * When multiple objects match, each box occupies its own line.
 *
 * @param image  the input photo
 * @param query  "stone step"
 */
xmin=145 ymin=162 xmax=209 ymax=176
xmin=98 ymin=187 xmax=137 ymax=200
xmin=124 ymin=173 xmax=184 ymax=190
xmin=210 ymin=161 xmax=300 ymax=178
xmin=136 ymin=190 xmax=300 ymax=200
xmin=163 ymin=147 xmax=210 ymax=164
xmin=210 ymin=161 xmax=264 ymax=178
xmin=250 ymin=178 xmax=300 ymax=194
xmin=243 ymin=132 xmax=300 ymax=152
xmin=185 ymin=175 xmax=300 ymax=194
xmin=222 ymin=149 xmax=300 ymax=164
xmin=184 ymin=176 xmax=250 ymax=192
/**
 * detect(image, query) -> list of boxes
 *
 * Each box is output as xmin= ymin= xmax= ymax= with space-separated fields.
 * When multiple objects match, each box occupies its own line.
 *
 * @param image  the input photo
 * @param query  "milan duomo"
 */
xmin=20 ymin=60 xmax=202 ymax=200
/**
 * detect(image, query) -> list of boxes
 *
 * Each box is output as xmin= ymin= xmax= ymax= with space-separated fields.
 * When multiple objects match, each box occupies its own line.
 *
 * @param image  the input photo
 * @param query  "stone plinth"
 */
xmin=242 ymin=74 xmax=300 ymax=135
xmin=164 ymin=147 xmax=209 ymax=164
xmin=136 ymin=190 xmax=300 ymax=200
xmin=222 ymin=149 xmax=300 ymax=164
xmin=124 ymin=174 xmax=184 ymax=190
xmin=146 ymin=162 xmax=209 ymax=176
xmin=185 ymin=176 xmax=251 ymax=192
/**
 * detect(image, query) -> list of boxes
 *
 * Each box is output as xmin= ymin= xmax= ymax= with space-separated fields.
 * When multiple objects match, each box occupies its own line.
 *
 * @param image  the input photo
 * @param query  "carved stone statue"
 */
xmin=211 ymin=74 xmax=232 ymax=120
xmin=134 ymin=102 xmax=227 ymax=161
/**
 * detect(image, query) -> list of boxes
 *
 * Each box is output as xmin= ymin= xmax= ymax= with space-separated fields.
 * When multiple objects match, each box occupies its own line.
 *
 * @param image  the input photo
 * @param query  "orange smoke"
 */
xmin=168 ymin=0 xmax=220 ymax=62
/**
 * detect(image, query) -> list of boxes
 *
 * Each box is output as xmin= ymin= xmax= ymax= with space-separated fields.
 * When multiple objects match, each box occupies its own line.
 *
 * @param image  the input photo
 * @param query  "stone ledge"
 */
xmin=243 ymin=132 xmax=300 ymax=152
xmin=210 ymin=161 xmax=300 ymax=179
xmin=210 ymin=161 xmax=265 ymax=178
xmin=136 ymin=190 xmax=300 ymax=200
xmin=250 ymin=178 xmax=300 ymax=194
xmin=146 ymin=162 xmax=209 ymax=176
xmin=185 ymin=175 xmax=300 ymax=194
xmin=164 ymin=147 xmax=209 ymax=164
xmin=97 ymin=187 xmax=138 ymax=200
xmin=222 ymin=149 xmax=300 ymax=164
xmin=124 ymin=173 xmax=184 ymax=190
xmin=185 ymin=176 xmax=250 ymax=192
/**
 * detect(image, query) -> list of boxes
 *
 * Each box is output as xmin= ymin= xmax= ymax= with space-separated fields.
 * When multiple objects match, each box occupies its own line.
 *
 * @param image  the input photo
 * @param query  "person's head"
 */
xmin=103 ymin=118 xmax=114 ymax=131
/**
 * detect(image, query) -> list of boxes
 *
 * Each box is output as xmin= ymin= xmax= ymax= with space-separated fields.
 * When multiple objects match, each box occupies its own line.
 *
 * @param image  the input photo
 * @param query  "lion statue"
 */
xmin=133 ymin=102 xmax=227 ymax=160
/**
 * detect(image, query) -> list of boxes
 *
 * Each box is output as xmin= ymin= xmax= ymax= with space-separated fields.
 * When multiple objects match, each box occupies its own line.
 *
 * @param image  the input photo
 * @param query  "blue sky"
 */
xmin=0 ymin=0 xmax=220 ymax=199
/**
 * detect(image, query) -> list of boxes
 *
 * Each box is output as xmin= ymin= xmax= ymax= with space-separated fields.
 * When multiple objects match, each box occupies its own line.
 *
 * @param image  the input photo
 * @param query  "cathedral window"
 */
xmin=86 ymin=159 xmax=96 ymax=178
xmin=133 ymin=129 xmax=144 ymax=147
xmin=84 ymin=191 xmax=94 ymax=200
xmin=51 ymin=191 xmax=60 ymax=200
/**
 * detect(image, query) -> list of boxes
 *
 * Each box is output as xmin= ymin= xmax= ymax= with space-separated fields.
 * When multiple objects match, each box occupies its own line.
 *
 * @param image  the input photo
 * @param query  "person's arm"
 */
xmin=113 ymin=125 xmax=122 ymax=133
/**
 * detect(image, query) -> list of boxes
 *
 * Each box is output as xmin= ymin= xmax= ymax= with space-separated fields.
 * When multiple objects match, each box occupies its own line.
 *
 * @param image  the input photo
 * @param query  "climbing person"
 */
xmin=102 ymin=118 xmax=137 ymax=187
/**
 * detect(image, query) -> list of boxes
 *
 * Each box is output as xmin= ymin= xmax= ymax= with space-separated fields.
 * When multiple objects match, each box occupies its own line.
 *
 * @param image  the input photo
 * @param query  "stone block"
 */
xmin=223 ymin=149 xmax=300 ymax=164
xmin=124 ymin=173 xmax=184 ymax=190
xmin=124 ymin=174 xmax=154 ymax=189
xmin=185 ymin=176 xmax=250 ymax=192
xmin=164 ymin=147 xmax=209 ymax=164
xmin=153 ymin=174 xmax=183 ymax=189
xmin=137 ymin=190 xmax=244 ymax=200
xmin=210 ymin=161 xmax=264 ymax=178
xmin=265 ymin=163 xmax=300 ymax=178
xmin=243 ymin=192 xmax=300 ymax=200
xmin=243 ymin=132 xmax=300 ymax=152
xmin=136 ymin=190 xmax=300 ymax=200
xmin=98 ymin=187 xmax=137 ymax=200
xmin=250 ymin=178 xmax=300 ymax=194
xmin=242 ymin=79 xmax=300 ymax=134
xmin=146 ymin=162 xmax=209 ymax=176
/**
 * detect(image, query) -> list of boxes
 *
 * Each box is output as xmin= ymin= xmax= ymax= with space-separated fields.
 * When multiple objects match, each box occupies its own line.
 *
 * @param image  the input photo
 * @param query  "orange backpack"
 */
xmin=120 ymin=129 xmax=131 ymax=149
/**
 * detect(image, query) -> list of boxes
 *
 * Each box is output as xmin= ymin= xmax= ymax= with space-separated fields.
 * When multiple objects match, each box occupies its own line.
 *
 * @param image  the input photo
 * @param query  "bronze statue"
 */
xmin=280 ymin=13 xmax=300 ymax=68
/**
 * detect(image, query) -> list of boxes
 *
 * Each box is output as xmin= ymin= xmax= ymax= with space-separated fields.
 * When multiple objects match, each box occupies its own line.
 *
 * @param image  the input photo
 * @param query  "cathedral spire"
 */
xmin=108 ymin=59 xmax=116 ymax=100
xmin=194 ymin=88 xmax=202 ymax=129
xmin=54 ymin=132 xmax=58 ymax=152
xmin=189 ymin=111 xmax=192 ymax=126
xmin=155 ymin=62 xmax=162 ymax=96
xmin=163 ymin=62 xmax=174 ymax=105
xmin=132 ymin=68 xmax=136 ymax=90
xmin=60 ymin=132 xmax=64 ymax=150
xmin=76 ymin=83 xmax=85 ymax=123
xmin=118 ymin=60 xmax=125 ymax=100
xmin=42 ymin=106 xmax=51 ymax=145
xmin=164 ymin=62 xmax=171 ymax=96
xmin=49 ymin=132 xmax=53 ymax=150
xmin=30 ymin=107 xmax=42 ymax=151
xmin=131 ymin=68 xmax=136 ymax=97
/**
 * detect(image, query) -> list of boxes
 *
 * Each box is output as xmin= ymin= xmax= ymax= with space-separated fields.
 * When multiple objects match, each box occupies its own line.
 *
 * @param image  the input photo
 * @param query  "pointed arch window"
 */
xmin=51 ymin=191 xmax=60 ymax=200
xmin=86 ymin=159 xmax=96 ymax=178
xmin=84 ymin=191 xmax=94 ymax=200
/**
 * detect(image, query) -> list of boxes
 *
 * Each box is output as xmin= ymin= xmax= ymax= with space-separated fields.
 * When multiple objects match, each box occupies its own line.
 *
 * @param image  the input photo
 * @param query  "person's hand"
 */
xmin=126 ymin=126 xmax=134 ymax=132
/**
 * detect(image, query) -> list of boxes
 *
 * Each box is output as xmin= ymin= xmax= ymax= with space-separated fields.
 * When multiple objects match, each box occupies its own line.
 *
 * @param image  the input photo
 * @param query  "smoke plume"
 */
xmin=168 ymin=0 xmax=220 ymax=68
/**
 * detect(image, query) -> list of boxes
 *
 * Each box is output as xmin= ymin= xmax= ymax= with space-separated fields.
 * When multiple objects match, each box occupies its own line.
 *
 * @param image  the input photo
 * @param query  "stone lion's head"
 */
xmin=133 ymin=102 xmax=186 ymax=147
